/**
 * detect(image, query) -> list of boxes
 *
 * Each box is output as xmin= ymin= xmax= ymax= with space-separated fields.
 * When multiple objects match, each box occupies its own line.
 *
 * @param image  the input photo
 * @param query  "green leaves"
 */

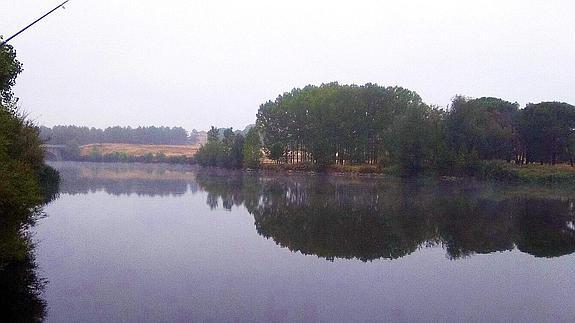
xmin=243 ymin=128 xmax=262 ymax=169
xmin=195 ymin=127 xmax=247 ymax=168
xmin=256 ymin=83 xmax=427 ymax=168
xmin=0 ymin=40 xmax=23 ymax=105
xmin=518 ymin=102 xmax=575 ymax=165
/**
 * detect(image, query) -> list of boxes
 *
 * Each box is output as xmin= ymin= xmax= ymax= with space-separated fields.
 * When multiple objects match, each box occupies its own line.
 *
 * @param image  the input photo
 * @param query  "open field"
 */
xmin=80 ymin=143 xmax=200 ymax=157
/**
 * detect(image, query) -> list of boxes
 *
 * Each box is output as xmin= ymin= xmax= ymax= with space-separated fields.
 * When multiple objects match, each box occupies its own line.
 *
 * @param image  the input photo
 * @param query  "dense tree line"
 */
xmin=195 ymin=127 xmax=261 ymax=168
xmin=40 ymin=125 xmax=191 ymax=146
xmin=80 ymin=148 xmax=192 ymax=164
xmin=256 ymin=83 xmax=434 ymax=169
xmin=255 ymin=83 xmax=575 ymax=174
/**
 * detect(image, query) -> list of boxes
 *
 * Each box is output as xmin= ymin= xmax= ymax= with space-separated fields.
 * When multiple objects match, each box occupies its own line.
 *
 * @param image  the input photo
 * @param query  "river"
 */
xmin=33 ymin=161 xmax=575 ymax=322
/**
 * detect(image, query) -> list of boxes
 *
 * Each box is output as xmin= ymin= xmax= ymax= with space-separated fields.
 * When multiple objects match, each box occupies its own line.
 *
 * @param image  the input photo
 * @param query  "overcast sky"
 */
xmin=1 ymin=0 xmax=574 ymax=131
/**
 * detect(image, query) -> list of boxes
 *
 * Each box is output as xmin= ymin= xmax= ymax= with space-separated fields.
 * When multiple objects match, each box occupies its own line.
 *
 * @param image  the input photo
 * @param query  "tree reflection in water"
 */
xmin=0 ymin=180 xmax=59 ymax=321
xmin=56 ymin=162 xmax=197 ymax=197
xmin=0 ymin=232 xmax=46 ymax=322
xmin=47 ymin=162 xmax=575 ymax=262
xmin=196 ymin=173 xmax=575 ymax=261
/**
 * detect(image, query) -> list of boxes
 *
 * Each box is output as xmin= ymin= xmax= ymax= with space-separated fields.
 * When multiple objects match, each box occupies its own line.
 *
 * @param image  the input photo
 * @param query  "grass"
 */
xmin=474 ymin=160 xmax=575 ymax=183
xmin=262 ymin=160 xmax=575 ymax=183
xmin=80 ymin=143 xmax=199 ymax=158
xmin=512 ymin=163 xmax=575 ymax=183
xmin=260 ymin=162 xmax=397 ymax=175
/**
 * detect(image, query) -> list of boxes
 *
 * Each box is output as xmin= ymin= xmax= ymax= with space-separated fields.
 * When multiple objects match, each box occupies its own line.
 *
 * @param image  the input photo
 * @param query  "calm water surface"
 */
xmin=36 ymin=162 xmax=575 ymax=322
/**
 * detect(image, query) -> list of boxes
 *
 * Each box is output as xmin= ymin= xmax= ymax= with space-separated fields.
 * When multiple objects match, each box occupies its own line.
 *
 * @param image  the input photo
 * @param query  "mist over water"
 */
xmin=35 ymin=162 xmax=575 ymax=322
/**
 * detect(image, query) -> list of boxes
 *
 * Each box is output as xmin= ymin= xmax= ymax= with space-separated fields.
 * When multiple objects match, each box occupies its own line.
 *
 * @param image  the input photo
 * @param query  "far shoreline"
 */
xmin=48 ymin=159 xmax=575 ymax=185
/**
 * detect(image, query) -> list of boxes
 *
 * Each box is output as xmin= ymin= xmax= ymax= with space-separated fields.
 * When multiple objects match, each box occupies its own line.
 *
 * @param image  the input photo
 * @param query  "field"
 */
xmin=80 ymin=143 xmax=200 ymax=157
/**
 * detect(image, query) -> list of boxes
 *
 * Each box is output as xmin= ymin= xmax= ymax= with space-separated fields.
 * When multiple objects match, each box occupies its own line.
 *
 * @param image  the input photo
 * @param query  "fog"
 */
xmin=1 ymin=0 xmax=574 ymax=130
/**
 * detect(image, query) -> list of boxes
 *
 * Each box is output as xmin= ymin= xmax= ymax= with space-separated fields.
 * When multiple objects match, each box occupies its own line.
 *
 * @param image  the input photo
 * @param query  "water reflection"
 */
xmin=196 ymin=173 xmax=575 ymax=260
xmin=0 ymin=231 xmax=46 ymax=322
xmin=52 ymin=162 xmax=575 ymax=261
xmin=56 ymin=162 xmax=198 ymax=197
xmin=0 ymin=183 xmax=59 ymax=321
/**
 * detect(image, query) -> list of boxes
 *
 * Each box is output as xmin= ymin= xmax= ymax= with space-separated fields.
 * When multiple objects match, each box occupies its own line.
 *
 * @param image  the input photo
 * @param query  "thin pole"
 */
xmin=0 ymin=0 xmax=70 ymax=47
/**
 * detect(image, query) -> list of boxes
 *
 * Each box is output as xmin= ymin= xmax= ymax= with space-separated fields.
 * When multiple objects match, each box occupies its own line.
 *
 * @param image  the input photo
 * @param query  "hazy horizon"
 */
xmin=2 ymin=0 xmax=574 ymax=130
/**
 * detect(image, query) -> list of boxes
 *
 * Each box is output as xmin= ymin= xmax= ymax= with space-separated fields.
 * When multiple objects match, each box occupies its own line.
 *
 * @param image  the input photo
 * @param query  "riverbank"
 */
xmin=471 ymin=161 xmax=575 ymax=184
xmin=46 ymin=157 xmax=575 ymax=184
xmin=260 ymin=161 xmax=575 ymax=184
xmin=260 ymin=162 xmax=384 ymax=175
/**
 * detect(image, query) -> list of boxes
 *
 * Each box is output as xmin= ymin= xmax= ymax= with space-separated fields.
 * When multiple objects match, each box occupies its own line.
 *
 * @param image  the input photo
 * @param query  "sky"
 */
xmin=1 ymin=0 xmax=574 ymax=131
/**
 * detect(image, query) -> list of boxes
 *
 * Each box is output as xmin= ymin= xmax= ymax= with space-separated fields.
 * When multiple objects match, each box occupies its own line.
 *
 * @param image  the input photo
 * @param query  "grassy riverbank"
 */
xmin=260 ymin=162 xmax=385 ymax=174
xmin=260 ymin=161 xmax=575 ymax=183
xmin=472 ymin=161 xmax=575 ymax=183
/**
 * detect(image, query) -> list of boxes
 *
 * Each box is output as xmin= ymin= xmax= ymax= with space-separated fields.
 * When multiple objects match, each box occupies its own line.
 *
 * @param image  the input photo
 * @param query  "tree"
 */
xmin=0 ymin=38 xmax=56 ymax=217
xmin=195 ymin=126 xmax=245 ymax=168
xmin=518 ymin=102 xmax=575 ymax=165
xmin=0 ymin=41 xmax=23 ymax=104
xmin=445 ymin=96 xmax=519 ymax=163
xmin=387 ymin=105 xmax=444 ymax=174
xmin=256 ymin=83 xmax=431 ymax=167
xmin=243 ymin=128 xmax=262 ymax=169
xmin=229 ymin=133 xmax=245 ymax=168
xmin=207 ymin=126 xmax=219 ymax=142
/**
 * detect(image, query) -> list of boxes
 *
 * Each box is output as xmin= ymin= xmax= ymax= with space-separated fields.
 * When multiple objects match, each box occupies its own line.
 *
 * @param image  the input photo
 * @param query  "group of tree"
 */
xmin=255 ymin=82 xmax=575 ymax=174
xmin=1 ymin=38 xmax=59 ymax=322
xmin=40 ymin=125 xmax=192 ymax=146
xmin=0 ymin=41 xmax=59 ymax=219
xmin=80 ymin=147 xmax=192 ymax=164
xmin=194 ymin=126 xmax=261 ymax=169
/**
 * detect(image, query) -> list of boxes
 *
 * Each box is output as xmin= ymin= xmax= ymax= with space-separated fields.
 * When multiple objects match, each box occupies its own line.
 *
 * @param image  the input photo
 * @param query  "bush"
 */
xmin=473 ymin=160 xmax=519 ymax=181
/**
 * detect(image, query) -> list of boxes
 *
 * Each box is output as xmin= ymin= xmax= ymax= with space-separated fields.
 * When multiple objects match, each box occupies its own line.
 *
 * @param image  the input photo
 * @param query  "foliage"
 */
xmin=207 ymin=126 xmax=219 ymax=142
xmin=255 ymin=83 xmax=575 ymax=177
xmin=0 ymin=38 xmax=60 ymax=322
xmin=386 ymin=104 xmax=444 ymax=175
xmin=445 ymin=96 xmax=519 ymax=162
xmin=0 ymin=41 xmax=59 ymax=214
xmin=195 ymin=127 xmax=256 ymax=168
xmin=517 ymin=102 xmax=575 ymax=165
xmin=242 ymin=128 xmax=262 ymax=169
xmin=76 ymin=149 xmax=192 ymax=164
xmin=40 ymin=125 xmax=191 ymax=146
xmin=0 ymin=41 xmax=23 ymax=105
xmin=256 ymin=83 xmax=428 ymax=168
xmin=0 ymin=44 xmax=56 ymax=218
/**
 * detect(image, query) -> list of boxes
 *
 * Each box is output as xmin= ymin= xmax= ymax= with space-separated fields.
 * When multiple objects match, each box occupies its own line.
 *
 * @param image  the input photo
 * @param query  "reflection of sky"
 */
xmin=47 ymin=161 xmax=575 ymax=262
xmin=38 ymin=185 xmax=575 ymax=322
xmin=52 ymin=161 xmax=199 ymax=197
xmin=34 ymin=162 xmax=575 ymax=322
